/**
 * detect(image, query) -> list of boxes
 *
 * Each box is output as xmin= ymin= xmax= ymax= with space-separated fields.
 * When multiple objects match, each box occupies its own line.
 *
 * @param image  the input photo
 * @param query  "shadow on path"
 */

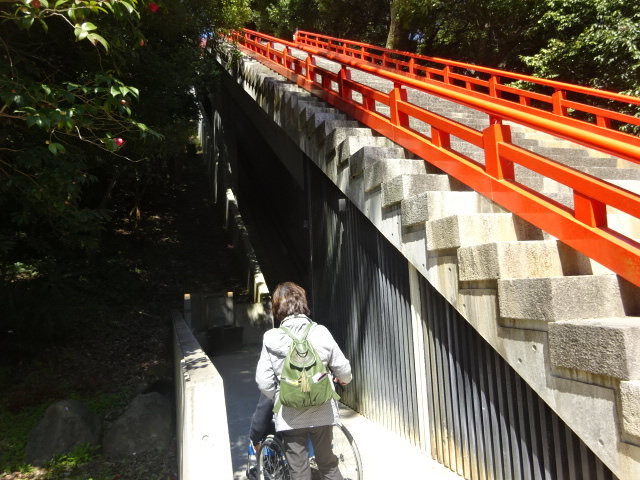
xmin=211 ymin=344 xmax=262 ymax=480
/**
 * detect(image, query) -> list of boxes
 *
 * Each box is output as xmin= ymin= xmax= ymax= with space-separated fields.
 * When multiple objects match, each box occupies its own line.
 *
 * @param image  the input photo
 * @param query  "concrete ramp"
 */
xmin=211 ymin=344 xmax=462 ymax=480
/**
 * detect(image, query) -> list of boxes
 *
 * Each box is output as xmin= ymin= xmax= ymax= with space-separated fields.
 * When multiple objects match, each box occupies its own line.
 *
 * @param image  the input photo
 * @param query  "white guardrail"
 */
xmin=172 ymin=310 xmax=233 ymax=479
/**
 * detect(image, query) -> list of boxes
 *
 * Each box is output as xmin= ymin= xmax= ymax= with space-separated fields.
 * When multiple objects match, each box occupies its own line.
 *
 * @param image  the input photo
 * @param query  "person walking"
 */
xmin=256 ymin=281 xmax=352 ymax=480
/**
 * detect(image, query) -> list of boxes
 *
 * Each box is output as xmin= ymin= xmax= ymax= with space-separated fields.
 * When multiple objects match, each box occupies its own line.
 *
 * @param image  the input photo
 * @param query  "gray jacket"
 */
xmin=255 ymin=314 xmax=352 ymax=431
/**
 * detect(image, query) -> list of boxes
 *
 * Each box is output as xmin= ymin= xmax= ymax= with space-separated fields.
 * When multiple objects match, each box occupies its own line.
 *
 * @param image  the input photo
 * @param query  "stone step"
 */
xmin=382 ymin=174 xmax=465 ymax=207
xmin=620 ymin=381 xmax=640 ymax=443
xmin=303 ymin=117 xmax=361 ymax=153
xmin=311 ymin=118 xmax=361 ymax=142
xmin=321 ymin=127 xmax=375 ymax=163
xmin=349 ymin=147 xmax=410 ymax=177
xmin=584 ymin=166 xmax=640 ymax=181
xmin=549 ymin=317 xmax=640 ymax=444
xmin=549 ymin=317 xmax=640 ymax=381
xmin=297 ymin=106 xmax=346 ymax=132
xmin=608 ymin=178 xmax=640 ymax=195
xmin=401 ymin=191 xmax=499 ymax=226
xmin=515 ymin=172 xmax=573 ymax=195
xmin=449 ymin=140 xmax=486 ymax=163
xmin=497 ymin=275 xmax=625 ymax=323
xmin=280 ymin=90 xmax=323 ymax=130
xmin=337 ymin=136 xmax=394 ymax=165
xmin=282 ymin=88 xmax=322 ymax=113
xmin=511 ymin=136 xmax=541 ymax=148
xmin=458 ymin=240 xmax=564 ymax=281
xmin=425 ymin=213 xmax=544 ymax=252
xmin=365 ymin=159 xmax=436 ymax=193
xmin=457 ymin=237 xmax=616 ymax=281
xmin=527 ymin=146 xmax=620 ymax=167
xmin=608 ymin=214 xmax=640 ymax=241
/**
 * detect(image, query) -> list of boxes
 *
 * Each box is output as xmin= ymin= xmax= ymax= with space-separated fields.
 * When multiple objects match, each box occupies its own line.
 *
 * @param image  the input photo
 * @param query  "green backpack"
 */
xmin=274 ymin=322 xmax=340 ymax=412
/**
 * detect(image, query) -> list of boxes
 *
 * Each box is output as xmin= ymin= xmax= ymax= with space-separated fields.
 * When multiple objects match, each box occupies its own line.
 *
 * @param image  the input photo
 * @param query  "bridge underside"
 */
xmin=202 ymin=48 xmax=640 ymax=479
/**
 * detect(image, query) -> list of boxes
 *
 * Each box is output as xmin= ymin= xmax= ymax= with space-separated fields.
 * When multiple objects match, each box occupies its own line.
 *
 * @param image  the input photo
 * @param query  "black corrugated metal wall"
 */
xmin=307 ymin=161 xmax=419 ymax=444
xmin=305 ymin=160 xmax=617 ymax=480
xmin=417 ymin=274 xmax=617 ymax=480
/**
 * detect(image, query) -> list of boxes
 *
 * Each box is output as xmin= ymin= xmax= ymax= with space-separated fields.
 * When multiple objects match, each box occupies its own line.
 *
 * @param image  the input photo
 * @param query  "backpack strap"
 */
xmin=280 ymin=321 xmax=314 ymax=342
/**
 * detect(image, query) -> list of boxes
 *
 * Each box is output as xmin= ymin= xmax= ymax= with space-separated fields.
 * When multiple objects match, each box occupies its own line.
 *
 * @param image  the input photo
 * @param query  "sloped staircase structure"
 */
xmin=217 ymin=30 xmax=640 ymax=479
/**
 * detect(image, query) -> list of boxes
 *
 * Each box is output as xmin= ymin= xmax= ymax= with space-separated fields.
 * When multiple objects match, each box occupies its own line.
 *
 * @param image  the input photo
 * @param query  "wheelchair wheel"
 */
xmin=332 ymin=423 xmax=363 ymax=480
xmin=257 ymin=435 xmax=291 ymax=480
xmin=309 ymin=424 xmax=363 ymax=480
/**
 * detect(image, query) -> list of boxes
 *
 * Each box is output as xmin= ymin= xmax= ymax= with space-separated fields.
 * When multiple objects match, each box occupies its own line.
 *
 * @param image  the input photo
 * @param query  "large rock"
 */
xmin=25 ymin=399 xmax=101 ymax=466
xmin=102 ymin=392 xmax=173 ymax=458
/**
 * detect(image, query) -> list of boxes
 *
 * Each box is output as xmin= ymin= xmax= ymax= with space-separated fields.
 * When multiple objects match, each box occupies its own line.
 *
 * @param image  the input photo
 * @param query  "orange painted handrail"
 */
xmin=228 ymin=29 xmax=640 ymax=287
xmin=294 ymin=30 xmax=640 ymax=137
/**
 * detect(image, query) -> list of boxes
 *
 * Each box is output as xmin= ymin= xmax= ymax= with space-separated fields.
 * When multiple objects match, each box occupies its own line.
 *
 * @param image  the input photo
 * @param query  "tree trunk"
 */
xmin=386 ymin=0 xmax=402 ymax=50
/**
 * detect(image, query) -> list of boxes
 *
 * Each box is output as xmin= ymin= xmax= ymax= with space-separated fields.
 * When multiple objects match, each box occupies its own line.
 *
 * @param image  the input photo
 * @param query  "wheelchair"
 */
xmin=256 ymin=423 xmax=362 ymax=480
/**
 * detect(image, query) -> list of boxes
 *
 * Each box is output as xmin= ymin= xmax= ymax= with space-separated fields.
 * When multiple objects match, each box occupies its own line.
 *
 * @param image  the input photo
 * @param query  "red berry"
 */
xmin=149 ymin=2 xmax=159 ymax=12
xmin=32 ymin=0 xmax=41 ymax=8
xmin=114 ymin=138 xmax=124 ymax=147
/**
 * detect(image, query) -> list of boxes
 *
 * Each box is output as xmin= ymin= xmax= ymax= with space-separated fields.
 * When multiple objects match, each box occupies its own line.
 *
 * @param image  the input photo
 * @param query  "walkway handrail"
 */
xmin=228 ymin=29 xmax=640 ymax=288
xmin=294 ymin=30 xmax=640 ymax=136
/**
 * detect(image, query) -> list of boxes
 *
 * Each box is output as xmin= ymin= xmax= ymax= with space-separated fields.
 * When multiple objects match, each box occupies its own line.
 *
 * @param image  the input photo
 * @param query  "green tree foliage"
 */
xmin=250 ymin=0 xmax=640 ymax=99
xmin=0 ymin=0 xmax=248 ymax=340
xmin=0 ymin=0 xmax=248 ymax=259
xmin=249 ymin=0 xmax=389 ymax=44
xmin=389 ymin=0 xmax=546 ymax=69
xmin=520 ymin=0 xmax=640 ymax=95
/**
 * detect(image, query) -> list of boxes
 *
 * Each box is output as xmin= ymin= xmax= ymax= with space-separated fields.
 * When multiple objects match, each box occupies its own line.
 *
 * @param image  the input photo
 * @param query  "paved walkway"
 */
xmin=212 ymin=345 xmax=462 ymax=480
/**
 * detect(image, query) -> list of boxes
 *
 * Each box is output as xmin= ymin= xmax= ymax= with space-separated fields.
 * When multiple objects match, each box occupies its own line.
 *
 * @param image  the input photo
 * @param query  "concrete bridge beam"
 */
xmin=213 ymin=44 xmax=640 ymax=478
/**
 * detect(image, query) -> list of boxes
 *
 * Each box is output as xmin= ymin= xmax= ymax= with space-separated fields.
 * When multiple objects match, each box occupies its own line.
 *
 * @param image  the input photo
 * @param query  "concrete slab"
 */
xmin=212 ymin=344 xmax=462 ymax=480
xmin=337 ymin=404 xmax=462 ymax=480
xmin=211 ymin=345 xmax=262 ymax=480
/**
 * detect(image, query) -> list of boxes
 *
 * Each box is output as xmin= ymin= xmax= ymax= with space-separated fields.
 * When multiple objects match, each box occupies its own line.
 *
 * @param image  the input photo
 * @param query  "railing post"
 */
xmin=488 ymin=76 xmax=499 ymax=98
xmin=339 ymin=66 xmax=352 ymax=101
xmin=322 ymin=73 xmax=332 ymax=91
xmin=484 ymin=123 xmax=514 ymax=180
xmin=574 ymin=192 xmax=607 ymax=228
xmin=443 ymin=65 xmax=451 ymax=85
xmin=305 ymin=54 xmax=316 ymax=82
xmin=390 ymin=84 xmax=409 ymax=127
xmin=596 ymin=116 xmax=612 ymax=129
xmin=431 ymin=128 xmax=451 ymax=149
xmin=409 ymin=57 xmax=415 ymax=76
xmin=552 ymin=89 xmax=568 ymax=117
xmin=283 ymin=47 xmax=290 ymax=71
xmin=363 ymin=95 xmax=376 ymax=113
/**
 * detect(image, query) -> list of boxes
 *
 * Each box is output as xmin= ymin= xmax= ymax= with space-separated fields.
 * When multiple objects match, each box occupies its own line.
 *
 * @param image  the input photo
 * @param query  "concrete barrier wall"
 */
xmin=172 ymin=309 xmax=233 ymax=480
xmin=224 ymin=189 xmax=271 ymax=304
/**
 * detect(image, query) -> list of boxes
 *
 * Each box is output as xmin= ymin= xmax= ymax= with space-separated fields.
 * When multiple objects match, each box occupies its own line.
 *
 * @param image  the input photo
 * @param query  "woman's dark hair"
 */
xmin=271 ymin=282 xmax=310 ymax=322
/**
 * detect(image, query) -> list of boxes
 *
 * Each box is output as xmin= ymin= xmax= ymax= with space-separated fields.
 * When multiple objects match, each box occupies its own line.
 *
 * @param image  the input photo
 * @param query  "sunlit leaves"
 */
xmin=521 ymin=0 xmax=640 ymax=93
xmin=47 ymin=142 xmax=66 ymax=155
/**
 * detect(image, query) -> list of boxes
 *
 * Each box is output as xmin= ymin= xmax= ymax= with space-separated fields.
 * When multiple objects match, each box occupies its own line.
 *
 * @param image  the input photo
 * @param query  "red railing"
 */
xmin=229 ymin=29 xmax=640 ymax=287
xmin=295 ymin=30 xmax=640 ymax=136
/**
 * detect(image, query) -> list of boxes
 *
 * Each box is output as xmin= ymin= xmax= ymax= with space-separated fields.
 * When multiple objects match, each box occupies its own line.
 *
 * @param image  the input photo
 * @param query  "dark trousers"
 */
xmin=280 ymin=425 xmax=343 ymax=480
